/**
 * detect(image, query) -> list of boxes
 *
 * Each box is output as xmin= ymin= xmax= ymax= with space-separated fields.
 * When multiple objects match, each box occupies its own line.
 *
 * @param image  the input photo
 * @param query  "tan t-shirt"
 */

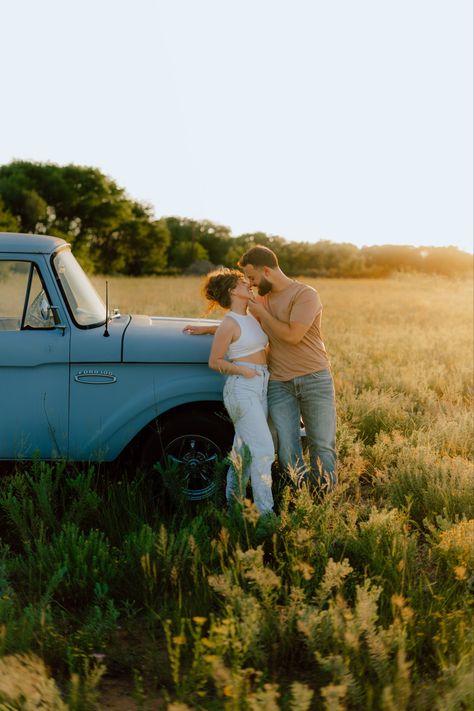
xmin=262 ymin=281 xmax=330 ymax=381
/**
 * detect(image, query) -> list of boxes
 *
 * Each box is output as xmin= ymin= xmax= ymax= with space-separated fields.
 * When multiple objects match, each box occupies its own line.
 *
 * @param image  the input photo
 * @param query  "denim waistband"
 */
xmin=231 ymin=361 xmax=268 ymax=371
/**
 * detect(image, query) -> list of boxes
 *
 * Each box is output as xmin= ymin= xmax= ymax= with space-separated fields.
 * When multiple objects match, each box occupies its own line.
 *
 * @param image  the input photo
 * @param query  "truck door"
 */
xmin=0 ymin=257 xmax=70 ymax=459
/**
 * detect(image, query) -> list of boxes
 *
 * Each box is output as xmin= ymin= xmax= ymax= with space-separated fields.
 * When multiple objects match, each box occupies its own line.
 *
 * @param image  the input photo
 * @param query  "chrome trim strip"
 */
xmin=74 ymin=371 xmax=117 ymax=384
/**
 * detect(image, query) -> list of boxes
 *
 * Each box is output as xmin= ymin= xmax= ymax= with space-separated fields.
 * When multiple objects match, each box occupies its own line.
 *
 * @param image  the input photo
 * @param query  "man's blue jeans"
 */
xmin=267 ymin=368 xmax=337 ymax=492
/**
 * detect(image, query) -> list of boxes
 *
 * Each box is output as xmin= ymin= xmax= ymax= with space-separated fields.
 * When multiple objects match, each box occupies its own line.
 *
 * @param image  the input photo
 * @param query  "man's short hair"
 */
xmin=238 ymin=246 xmax=279 ymax=269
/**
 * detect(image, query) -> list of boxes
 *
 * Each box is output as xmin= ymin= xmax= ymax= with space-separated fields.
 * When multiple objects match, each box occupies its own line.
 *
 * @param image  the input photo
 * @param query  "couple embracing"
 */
xmin=185 ymin=246 xmax=337 ymax=517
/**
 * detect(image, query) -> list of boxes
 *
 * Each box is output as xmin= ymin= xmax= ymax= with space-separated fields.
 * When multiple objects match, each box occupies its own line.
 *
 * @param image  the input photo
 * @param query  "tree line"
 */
xmin=0 ymin=161 xmax=471 ymax=277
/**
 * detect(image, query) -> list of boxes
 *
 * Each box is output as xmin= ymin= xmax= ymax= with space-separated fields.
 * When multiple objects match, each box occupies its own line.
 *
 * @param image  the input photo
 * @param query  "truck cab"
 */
xmin=0 ymin=232 xmax=233 ymax=500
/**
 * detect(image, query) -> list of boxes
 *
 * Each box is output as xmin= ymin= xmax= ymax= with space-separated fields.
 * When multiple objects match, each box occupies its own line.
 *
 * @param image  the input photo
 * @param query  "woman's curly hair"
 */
xmin=203 ymin=268 xmax=244 ymax=311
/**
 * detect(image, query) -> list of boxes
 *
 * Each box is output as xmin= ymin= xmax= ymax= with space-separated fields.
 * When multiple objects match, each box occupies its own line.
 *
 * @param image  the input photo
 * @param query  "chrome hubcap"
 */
xmin=164 ymin=435 xmax=221 ymax=501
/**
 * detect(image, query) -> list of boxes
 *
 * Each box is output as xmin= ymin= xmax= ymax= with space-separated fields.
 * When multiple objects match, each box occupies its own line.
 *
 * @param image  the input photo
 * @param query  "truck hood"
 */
xmin=122 ymin=314 xmax=220 ymax=363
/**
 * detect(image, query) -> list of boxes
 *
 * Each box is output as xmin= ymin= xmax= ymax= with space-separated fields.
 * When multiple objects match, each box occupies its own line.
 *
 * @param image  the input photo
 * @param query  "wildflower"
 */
xmin=140 ymin=553 xmax=151 ymax=574
xmin=437 ymin=520 xmax=474 ymax=568
xmin=344 ymin=630 xmax=359 ymax=649
xmin=193 ymin=616 xmax=207 ymax=625
xmin=245 ymin=566 xmax=281 ymax=592
xmin=320 ymin=684 xmax=348 ymax=708
xmin=171 ymin=565 xmax=178 ymax=585
xmin=290 ymin=681 xmax=314 ymax=711
xmin=0 ymin=654 xmax=67 ymax=709
xmin=401 ymin=606 xmax=415 ymax=622
xmin=294 ymin=528 xmax=313 ymax=545
xmin=219 ymin=527 xmax=229 ymax=545
xmin=242 ymin=498 xmax=260 ymax=525
xmin=212 ymin=625 xmax=229 ymax=635
xmin=172 ymin=635 xmax=186 ymax=645
xmin=317 ymin=558 xmax=353 ymax=602
xmin=391 ymin=594 xmax=406 ymax=608
xmin=295 ymin=561 xmax=314 ymax=581
xmin=454 ymin=565 xmax=468 ymax=581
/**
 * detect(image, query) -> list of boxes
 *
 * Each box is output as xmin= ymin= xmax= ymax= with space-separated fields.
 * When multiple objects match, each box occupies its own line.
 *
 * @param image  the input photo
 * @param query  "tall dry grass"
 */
xmin=93 ymin=271 xmax=473 ymax=460
xmin=1 ymin=272 xmax=472 ymax=710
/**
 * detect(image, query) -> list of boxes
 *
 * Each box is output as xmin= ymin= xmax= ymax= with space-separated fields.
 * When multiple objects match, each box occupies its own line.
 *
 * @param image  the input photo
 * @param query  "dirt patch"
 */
xmin=98 ymin=677 xmax=164 ymax=710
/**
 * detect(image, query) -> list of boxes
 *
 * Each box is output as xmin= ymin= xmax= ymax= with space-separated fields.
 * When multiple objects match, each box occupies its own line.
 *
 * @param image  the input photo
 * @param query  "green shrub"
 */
xmin=0 ymin=463 xmax=100 ymax=547
xmin=342 ymin=389 xmax=420 ymax=445
xmin=10 ymin=523 xmax=116 ymax=608
xmin=344 ymin=507 xmax=418 ymax=618
xmin=381 ymin=447 xmax=474 ymax=526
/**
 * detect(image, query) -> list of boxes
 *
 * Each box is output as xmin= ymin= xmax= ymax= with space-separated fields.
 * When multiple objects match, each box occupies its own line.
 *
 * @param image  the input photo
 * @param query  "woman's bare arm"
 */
xmin=208 ymin=319 xmax=259 ymax=378
xmin=182 ymin=324 xmax=218 ymax=335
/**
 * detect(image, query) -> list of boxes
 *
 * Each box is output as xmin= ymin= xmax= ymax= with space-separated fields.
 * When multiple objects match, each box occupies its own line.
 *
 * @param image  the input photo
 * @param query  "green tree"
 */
xmin=420 ymin=246 xmax=473 ymax=277
xmin=164 ymin=217 xmax=231 ymax=267
xmin=225 ymin=232 xmax=288 ymax=268
xmin=196 ymin=220 xmax=232 ymax=265
xmin=302 ymin=241 xmax=367 ymax=276
xmin=118 ymin=217 xmax=170 ymax=275
xmin=2 ymin=161 xmax=470 ymax=278
xmin=168 ymin=240 xmax=208 ymax=270
xmin=0 ymin=161 xmax=170 ymax=274
xmin=0 ymin=197 xmax=20 ymax=232
xmin=361 ymin=245 xmax=423 ymax=275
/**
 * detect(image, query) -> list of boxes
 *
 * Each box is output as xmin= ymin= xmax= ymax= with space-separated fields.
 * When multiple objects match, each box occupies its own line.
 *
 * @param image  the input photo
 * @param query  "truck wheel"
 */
xmin=142 ymin=410 xmax=233 ymax=502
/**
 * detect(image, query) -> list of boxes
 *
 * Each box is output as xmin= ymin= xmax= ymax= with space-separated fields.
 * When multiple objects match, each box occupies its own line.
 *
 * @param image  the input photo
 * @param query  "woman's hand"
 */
xmin=239 ymin=365 xmax=261 ymax=379
xmin=183 ymin=324 xmax=217 ymax=335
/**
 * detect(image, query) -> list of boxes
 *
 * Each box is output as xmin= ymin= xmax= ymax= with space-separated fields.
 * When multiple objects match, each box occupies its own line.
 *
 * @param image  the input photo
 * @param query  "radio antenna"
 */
xmin=104 ymin=280 xmax=110 ymax=337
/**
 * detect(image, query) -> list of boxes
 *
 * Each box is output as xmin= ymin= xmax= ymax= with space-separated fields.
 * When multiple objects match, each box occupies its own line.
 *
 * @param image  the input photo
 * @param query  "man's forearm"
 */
xmin=257 ymin=310 xmax=294 ymax=343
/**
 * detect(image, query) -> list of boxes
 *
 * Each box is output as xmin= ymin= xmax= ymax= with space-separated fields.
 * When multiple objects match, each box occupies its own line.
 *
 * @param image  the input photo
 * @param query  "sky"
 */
xmin=1 ymin=0 xmax=472 ymax=253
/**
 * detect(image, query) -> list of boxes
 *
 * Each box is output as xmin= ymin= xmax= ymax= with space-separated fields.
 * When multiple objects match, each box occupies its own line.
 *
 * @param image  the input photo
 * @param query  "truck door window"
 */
xmin=0 ymin=261 xmax=54 ymax=331
xmin=23 ymin=265 xmax=55 ymax=329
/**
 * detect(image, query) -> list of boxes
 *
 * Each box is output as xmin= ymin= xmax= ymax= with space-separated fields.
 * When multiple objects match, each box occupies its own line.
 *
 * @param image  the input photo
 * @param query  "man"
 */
xmin=185 ymin=245 xmax=337 ymax=493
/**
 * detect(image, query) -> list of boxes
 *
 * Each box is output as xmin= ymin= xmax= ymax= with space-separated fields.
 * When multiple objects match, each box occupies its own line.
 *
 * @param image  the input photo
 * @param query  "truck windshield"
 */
xmin=52 ymin=248 xmax=106 ymax=327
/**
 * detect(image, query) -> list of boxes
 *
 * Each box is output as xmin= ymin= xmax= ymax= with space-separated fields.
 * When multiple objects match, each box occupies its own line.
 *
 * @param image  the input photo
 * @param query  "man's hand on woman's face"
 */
xmin=247 ymin=300 xmax=266 ymax=319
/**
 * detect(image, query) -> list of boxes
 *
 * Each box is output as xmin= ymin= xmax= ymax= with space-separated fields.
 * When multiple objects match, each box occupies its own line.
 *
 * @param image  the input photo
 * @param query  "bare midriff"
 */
xmin=233 ymin=349 xmax=267 ymax=365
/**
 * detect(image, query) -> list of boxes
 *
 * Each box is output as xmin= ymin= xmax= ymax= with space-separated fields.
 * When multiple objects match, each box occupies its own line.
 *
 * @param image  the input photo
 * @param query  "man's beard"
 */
xmin=257 ymin=277 xmax=273 ymax=296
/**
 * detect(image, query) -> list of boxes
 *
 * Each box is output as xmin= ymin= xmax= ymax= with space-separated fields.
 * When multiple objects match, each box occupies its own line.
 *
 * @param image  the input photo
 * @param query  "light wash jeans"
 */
xmin=223 ymin=363 xmax=274 ymax=514
xmin=267 ymin=368 xmax=337 ymax=493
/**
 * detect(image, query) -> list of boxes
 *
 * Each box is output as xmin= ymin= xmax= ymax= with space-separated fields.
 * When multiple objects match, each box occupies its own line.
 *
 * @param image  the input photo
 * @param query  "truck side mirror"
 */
xmin=49 ymin=306 xmax=67 ymax=333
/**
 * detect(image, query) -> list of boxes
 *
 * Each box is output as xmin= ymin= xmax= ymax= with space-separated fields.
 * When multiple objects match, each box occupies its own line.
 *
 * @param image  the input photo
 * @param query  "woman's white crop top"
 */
xmin=225 ymin=312 xmax=268 ymax=360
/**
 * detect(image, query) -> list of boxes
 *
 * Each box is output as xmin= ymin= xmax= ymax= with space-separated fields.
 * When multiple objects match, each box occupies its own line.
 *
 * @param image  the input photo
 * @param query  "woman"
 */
xmin=202 ymin=268 xmax=275 ymax=515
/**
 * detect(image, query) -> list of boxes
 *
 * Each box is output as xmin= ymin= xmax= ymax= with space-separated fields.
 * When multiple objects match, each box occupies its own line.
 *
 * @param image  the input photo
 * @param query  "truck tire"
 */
xmin=142 ymin=409 xmax=234 ymax=502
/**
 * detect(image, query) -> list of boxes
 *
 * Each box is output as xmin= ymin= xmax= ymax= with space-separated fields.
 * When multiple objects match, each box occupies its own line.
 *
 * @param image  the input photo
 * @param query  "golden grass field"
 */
xmin=86 ymin=271 xmax=472 ymax=709
xmin=1 ymin=272 xmax=472 ymax=709
xmin=92 ymin=273 xmax=473 ymax=453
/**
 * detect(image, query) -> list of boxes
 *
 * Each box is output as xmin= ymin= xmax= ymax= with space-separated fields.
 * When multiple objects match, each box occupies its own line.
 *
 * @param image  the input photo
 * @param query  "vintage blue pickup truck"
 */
xmin=0 ymin=232 xmax=234 ymax=500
